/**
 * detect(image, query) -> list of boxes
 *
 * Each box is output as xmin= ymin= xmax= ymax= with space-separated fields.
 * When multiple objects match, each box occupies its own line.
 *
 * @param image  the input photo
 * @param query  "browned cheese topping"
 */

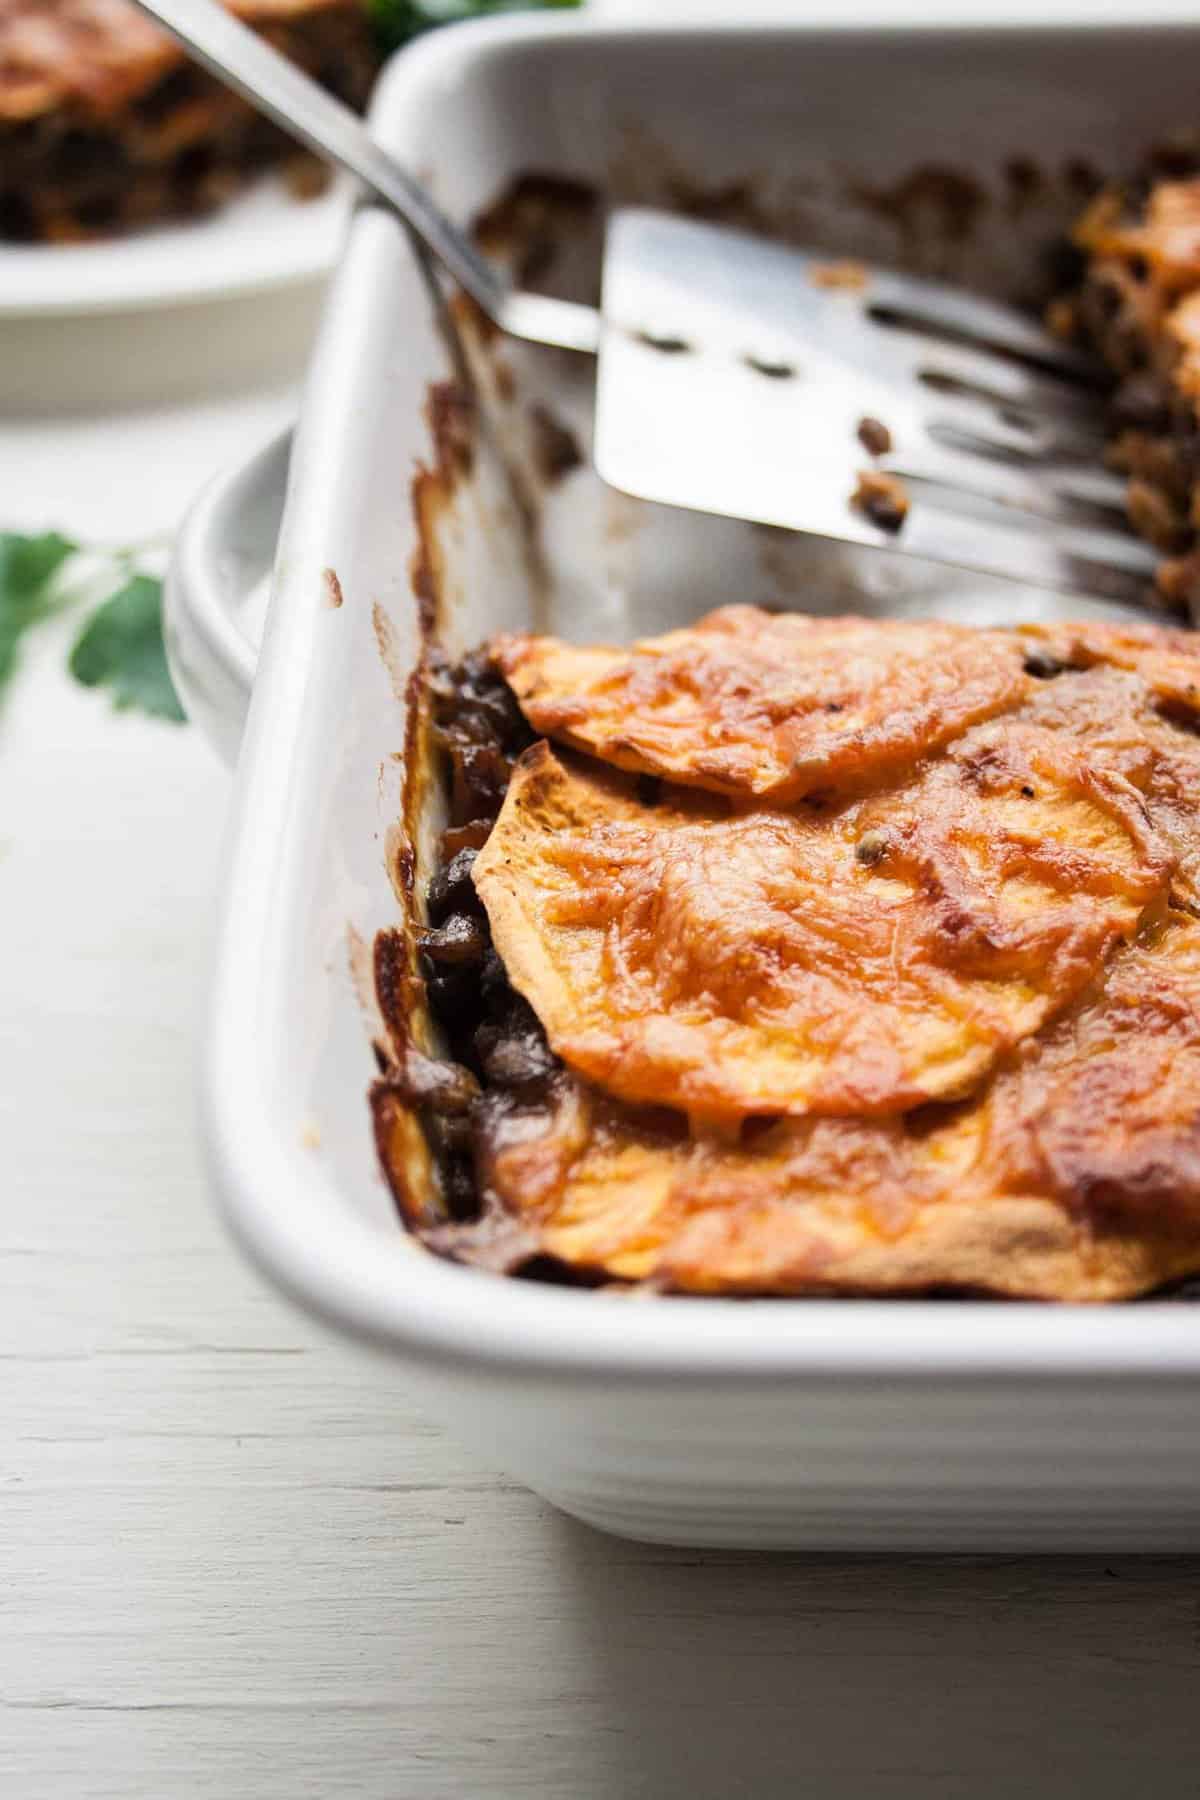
xmin=494 ymin=608 xmax=1026 ymax=803
xmin=385 ymin=606 xmax=1200 ymax=1302
xmin=0 ymin=0 xmax=375 ymax=240
xmin=480 ymin=916 xmax=1200 ymax=1301
xmin=0 ymin=0 xmax=355 ymax=115
xmin=473 ymin=732 xmax=1164 ymax=1124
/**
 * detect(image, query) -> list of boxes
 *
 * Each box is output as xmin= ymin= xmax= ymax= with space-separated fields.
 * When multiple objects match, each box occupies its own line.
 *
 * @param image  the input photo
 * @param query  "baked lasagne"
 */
xmin=373 ymin=605 xmax=1200 ymax=1303
xmin=0 ymin=0 xmax=376 ymax=240
xmin=1062 ymin=158 xmax=1200 ymax=611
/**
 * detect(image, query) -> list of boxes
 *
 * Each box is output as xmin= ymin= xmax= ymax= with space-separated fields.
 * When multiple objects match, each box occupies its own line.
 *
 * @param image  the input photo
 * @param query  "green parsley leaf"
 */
xmin=68 ymin=574 xmax=185 ymax=724
xmin=0 ymin=530 xmax=77 ymax=691
xmin=370 ymin=0 xmax=578 ymax=55
xmin=0 ymin=530 xmax=76 ymax=602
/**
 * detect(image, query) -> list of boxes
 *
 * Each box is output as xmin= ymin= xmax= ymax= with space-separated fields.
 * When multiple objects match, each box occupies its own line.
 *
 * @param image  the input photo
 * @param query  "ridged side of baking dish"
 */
xmin=189 ymin=15 xmax=1200 ymax=1547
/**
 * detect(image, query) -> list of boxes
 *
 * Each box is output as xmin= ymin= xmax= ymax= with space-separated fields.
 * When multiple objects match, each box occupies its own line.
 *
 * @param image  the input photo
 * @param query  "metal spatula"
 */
xmin=137 ymin=0 xmax=1151 ymax=608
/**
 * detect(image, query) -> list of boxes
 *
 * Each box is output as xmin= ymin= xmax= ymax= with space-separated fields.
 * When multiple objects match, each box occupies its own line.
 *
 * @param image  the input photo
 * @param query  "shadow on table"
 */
xmin=545 ymin=1511 xmax=1200 ymax=1799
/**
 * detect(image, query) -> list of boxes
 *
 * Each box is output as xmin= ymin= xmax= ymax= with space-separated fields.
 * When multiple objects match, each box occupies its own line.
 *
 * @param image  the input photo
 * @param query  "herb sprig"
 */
xmin=370 ymin=0 xmax=579 ymax=55
xmin=0 ymin=532 xmax=184 ymax=724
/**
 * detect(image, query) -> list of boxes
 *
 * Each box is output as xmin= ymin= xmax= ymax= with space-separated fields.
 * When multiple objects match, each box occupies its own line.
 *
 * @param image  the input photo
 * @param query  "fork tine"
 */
xmin=887 ymin=444 xmax=1146 ymax=542
xmin=919 ymin=392 xmax=1114 ymax=471
xmin=920 ymin=395 xmax=1048 ymax=457
xmin=897 ymin=497 xmax=1159 ymax=610
xmin=879 ymin=329 xmax=1104 ymax=422
xmin=1042 ymin=464 xmax=1132 ymax=512
xmin=867 ymin=269 xmax=1099 ymax=382
xmin=890 ymin=444 xmax=1135 ymax=536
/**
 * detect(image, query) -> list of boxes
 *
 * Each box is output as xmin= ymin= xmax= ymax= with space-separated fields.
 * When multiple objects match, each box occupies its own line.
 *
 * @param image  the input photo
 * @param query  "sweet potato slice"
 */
xmin=494 ymin=606 xmax=1029 ymax=803
xmin=468 ymin=917 xmax=1200 ymax=1301
xmin=472 ymin=731 xmax=1170 ymax=1122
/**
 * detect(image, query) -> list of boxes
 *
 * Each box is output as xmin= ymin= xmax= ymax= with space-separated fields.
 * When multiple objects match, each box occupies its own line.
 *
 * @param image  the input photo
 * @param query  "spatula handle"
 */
xmin=130 ymin=0 xmax=600 ymax=353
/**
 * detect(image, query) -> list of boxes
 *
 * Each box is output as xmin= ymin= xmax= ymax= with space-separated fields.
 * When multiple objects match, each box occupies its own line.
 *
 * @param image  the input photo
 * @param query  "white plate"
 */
xmin=590 ymin=0 xmax=1200 ymax=17
xmin=0 ymin=171 xmax=350 ymax=318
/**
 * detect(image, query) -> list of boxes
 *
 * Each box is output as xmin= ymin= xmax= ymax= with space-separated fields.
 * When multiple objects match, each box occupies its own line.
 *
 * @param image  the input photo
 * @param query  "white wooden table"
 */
xmin=4 ymin=278 xmax=1200 ymax=1800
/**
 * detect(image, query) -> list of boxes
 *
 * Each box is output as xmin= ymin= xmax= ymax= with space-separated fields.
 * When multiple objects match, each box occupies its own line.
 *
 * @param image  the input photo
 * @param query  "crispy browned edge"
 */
xmin=367 ymin=177 xmax=605 ymax=1235
xmin=368 ymin=381 xmax=477 ymax=1234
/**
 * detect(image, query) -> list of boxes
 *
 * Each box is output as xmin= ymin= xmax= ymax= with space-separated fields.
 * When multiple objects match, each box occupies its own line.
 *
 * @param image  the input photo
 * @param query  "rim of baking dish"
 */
xmin=205 ymin=11 xmax=1200 ymax=1383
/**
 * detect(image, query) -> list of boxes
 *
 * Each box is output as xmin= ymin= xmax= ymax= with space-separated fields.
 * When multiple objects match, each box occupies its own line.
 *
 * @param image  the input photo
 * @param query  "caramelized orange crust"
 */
xmin=1014 ymin=653 xmax=1200 ymax=910
xmin=494 ymin=608 xmax=1029 ymax=803
xmin=474 ymin=734 xmax=1168 ymax=1123
xmin=386 ymin=607 xmax=1200 ymax=1300
xmin=1075 ymin=178 xmax=1200 ymax=306
xmin=0 ymin=0 xmax=374 ymax=240
xmin=475 ymin=916 xmax=1200 ymax=1301
xmin=0 ymin=0 xmax=352 ymax=118
xmin=1066 ymin=172 xmax=1200 ymax=608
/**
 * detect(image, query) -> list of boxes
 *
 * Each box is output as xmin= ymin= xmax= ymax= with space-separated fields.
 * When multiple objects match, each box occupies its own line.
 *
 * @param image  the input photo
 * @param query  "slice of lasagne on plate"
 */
xmin=0 ymin=0 xmax=376 ymax=240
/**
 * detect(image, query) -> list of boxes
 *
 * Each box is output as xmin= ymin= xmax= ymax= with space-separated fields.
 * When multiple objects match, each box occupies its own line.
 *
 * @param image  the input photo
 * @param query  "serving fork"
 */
xmin=136 ymin=0 xmax=1155 ymax=609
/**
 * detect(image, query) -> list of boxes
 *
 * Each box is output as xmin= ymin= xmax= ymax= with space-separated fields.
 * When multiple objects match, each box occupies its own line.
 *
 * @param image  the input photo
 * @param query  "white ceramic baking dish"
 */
xmin=173 ymin=15 xmax=1200 ymax=1550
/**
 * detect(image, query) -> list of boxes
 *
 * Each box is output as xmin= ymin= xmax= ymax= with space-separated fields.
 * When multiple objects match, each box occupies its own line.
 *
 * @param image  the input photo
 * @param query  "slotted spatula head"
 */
xmin=126 ymin=0 xmax=1162 ymax=615
xmin=595 ymin=209 xmax=1157 ymax=610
